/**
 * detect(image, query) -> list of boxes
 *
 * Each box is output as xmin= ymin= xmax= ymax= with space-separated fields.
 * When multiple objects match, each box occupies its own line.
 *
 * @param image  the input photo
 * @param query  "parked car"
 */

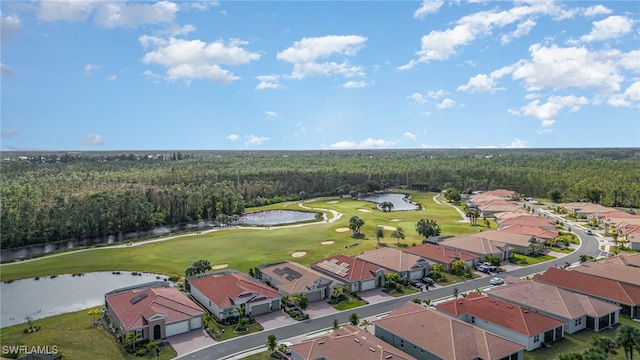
xmin=278 ymin=342 xmax=293 ymax=355
xmin=476 ymin=265 xmax=490 ymax=274
xmin=422 ymin=277 xmax=435 ymax=286
xmin=490 ymin=277 xmax=505 ymax=285
xmin=585 ymin=229 xmax=593 ymax=235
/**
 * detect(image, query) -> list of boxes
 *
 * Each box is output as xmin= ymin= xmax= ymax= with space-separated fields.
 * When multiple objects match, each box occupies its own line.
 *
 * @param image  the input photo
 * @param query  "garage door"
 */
xmin=306 ymin=291 xmax=322 ymax=302
xmin=409 ymin=270 xmax=423 ymax=280
xmin=251 ymin=303 xmax=270 ymax=316
xmin=360 ymin=279 xmax=376 ymax=291
xmin=166 ymin=320 xmax=189 ymax=337
xmin=189 ymin=316 xmax=202 ymax=329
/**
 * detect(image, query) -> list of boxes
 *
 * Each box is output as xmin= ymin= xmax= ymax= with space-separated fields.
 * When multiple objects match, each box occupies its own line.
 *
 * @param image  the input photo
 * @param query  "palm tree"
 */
xmin=451 ymin=259 xmax=468 ymax=275
xmin=349 ymin=216 xmax=365 ymax=235
xmin=126 ymin=331 xmax=140 ymax=352
xmin=374 ymin=227 xmax=384 ymax=244
xmin=359 ymin=319 xmax=373 ymax=332
xmin=267 ymin=334 xmax=277 ymax=353
xmin=592 ymin=335 xmax=618 ymax=356
xmin=349 ymin=312 xmax=359 ymax=325
xmin=475 ymin=288 xmax=483 ymax=295
xmin=332 ymin=286 xmax=341 ymax=299
xmin=281 ymin=295 xmax=289 ymax=309
xmin=380 ymin=201 xmax=394 ymax=212
xmin=391 ymin=227 xmax=405 ymax=245
xmin=423 ymin=299 xmax=431 ymax=307
xmin=615 ymin=324 xmax=640 ymax=360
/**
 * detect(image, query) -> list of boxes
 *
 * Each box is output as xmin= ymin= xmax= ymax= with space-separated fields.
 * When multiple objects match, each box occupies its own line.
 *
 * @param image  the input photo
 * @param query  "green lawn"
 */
xmin=383 ymin=285 xmax=421 ymax=297
xmin=205 ymin=318 xmax=264 ymax=342
xmin=1 ymin=192 xmax=486 ymax=282
xmin=0 ymin=307 xmax=177 ymax=360
xmin=510 ymin=253 xmax=556 ymax=266
xmin=332 ymin=297 xmax=368 ymax=311
xmin=243 ymin=351 xmax=274 ymax=360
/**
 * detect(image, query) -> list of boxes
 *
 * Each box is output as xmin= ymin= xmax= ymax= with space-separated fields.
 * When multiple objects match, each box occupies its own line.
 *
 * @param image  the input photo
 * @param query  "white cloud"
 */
xmin=81 ymin=134 xmax=105 ymax=146
xmin=140 ymin=36 xmax=260 ymax=84
xmin=107 ymin=74 xmax=117 ymax=81
xmin=510 ymin=95 xmax=588 ymax=127
xmin=255 ymin=74 xmax=285 ymax=90
xmin=506 ymin=137 xmax=527 ymax=148
xmin=414 ymin=0 xmax=444 ymax=19
xmin=607 ymin=81 xmax=640 ymax=108
xmin=84 ymin=64 xmax=101 ymax=76
xmin=265 ymin=111 xmax=281 ymax=120
xmin=1 ymin=128 xmax=19 ymax=138
xmin=511 ymin=44 xmax=623 ymax=94
xmin=277 ymin=35 xmax=367 ymax=80
xmin=437 ymin=98 xmax=456 ymax=109
xmin=1 ymin=63 xmax=13 ymax=76
xmin=582 ymin=5 xmax=612 ymax=17
xmin=500 ymin=19 xmax=536 ymax=44
xmin=404 ymin=132 xmax=417 ymax=141
xmin=244 ymin=135 xmax=269 ymax=146
xmin=427 ymin=89 xmax=447 ymax=99
xmin=38 ymin=1 xmax=179 ymax=28
xmin=580 ymin=16 xmax=633 ymax=42
xmin=1 ymin=12 xmax=22 ymax=42
xmin=409 ymin=93 xmax=428 ymax=104
xmin=458 ymin=73 xmax=500 ymax=93
xmin=399 ymin=2 xmax=561 ymax=69
xmin=226 ymin=134 xmax=239 ymax=142
xmin=342 ymin=80 xmax=369 ymax=88
xmin=329 ymin=138 xmax=399 ymax=149
xmin=418 ymin=143 xmax=440 ymax=148
xmin=420 ymin=111 xmax=432 ymax=117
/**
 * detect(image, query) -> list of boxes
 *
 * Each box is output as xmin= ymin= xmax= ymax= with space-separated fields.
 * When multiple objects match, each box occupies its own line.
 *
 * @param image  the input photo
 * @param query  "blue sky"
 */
xmin=1 ymin=0 xmax=639 ymax=151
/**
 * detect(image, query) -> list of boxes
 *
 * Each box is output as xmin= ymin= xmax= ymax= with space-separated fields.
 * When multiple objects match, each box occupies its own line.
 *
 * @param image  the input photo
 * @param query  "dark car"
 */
xmin=422 ymin=277 xmax=435 ymax=285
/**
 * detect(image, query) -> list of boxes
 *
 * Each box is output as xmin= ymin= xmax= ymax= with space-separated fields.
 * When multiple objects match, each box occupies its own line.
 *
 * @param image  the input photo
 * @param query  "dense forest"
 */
xmin=1 ymin=148 xmax=639 ymax=249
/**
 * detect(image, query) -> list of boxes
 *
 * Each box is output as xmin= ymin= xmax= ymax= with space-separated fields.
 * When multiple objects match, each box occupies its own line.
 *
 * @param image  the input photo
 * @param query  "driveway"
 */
xmin=305 ymin=300 xmax=338 ymax=318
xmin=168 ymin=328 xmax=215 ymax=357
xmin=253 ymin=309 xmax=297 ymax=330
xmin=358 ymin=288 xmax=393 ymax=305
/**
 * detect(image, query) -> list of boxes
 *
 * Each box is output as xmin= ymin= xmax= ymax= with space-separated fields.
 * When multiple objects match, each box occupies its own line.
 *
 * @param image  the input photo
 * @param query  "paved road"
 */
xmin=179 ymin=214 xmax=601 ymax=360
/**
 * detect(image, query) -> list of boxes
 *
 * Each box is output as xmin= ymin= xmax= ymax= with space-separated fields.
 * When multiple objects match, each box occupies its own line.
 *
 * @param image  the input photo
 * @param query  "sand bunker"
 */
xmin=335 ymin=227 xmax=350 ymax=232
xmin=390 ymin=219 xmax=402 ymax=222
xmin=212 ymin=264 xmax=229 ymax=270
xmin=291 ymin=251 xmax=307 ymax=257
xmin=326 ymin=200 xmax=339 ymax=204
xmin=321 ymin=240 xmax=335 ymax=245
xmin=358 ymin=209 xmax=373 ymax=213
xmin=378 ymin=225 xmax=397 ymax=231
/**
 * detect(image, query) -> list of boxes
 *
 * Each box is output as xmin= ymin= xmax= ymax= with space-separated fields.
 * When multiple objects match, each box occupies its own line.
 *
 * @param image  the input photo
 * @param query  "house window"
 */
xmin=575 ymin=318 xmax=582 ymax=326
xmin=533 ymin=334 xmax=540 ymax=343
xmin=135 ymin=329 xmax=143 ymax=339
xmin=471 ymin=316 xmax=475 ymax=324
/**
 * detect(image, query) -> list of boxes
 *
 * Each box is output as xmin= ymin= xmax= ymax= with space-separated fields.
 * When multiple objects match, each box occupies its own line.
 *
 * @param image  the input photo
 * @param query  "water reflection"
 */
xmin=1 ymin=272 xmax=172 ymax=327
xmin=237 ymin=210 xmax=318 ymax=226
xmin=359 ymin=193 xmax=420 ymax=211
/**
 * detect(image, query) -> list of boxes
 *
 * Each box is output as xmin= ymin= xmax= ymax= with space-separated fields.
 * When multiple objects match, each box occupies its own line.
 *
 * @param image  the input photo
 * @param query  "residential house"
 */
xmin=449 ymin=230 xmax=540 ymax=256
xmin=255 ymin=261 xmax=342 ymax=302
xmin=289 ymin=324 xmax=416 ymax=360
xmin=499 ymin=225 xmax=559 ymax=241
xmin=310 ymin=254 xmax=386 ymax=293
xmin=186 ymin=270 xmax=281 ymax=320
xmin=604 ymin=252 xmax=640 ymax=268
xmin=356 ymin=248 xmax=431 ymax=280
xmin=403 ymin=242 xmax=479 ymax=272
xmin=374 ymin=301 xmax=525 ymax=360
xmin=533 ymin=267 xmax=640 ymax=319
xmin=487 ymin=277 xmax=621 ymax=333
xmin=436 ymin=292 xmax=565 ymax=351
xmin=571 ymin=258 xmax=640 ymax=286
xmin=561 ymin=202 xmax=610 ymax=217
xmin=497 ymin=215 xmax=556 ymax=230
xmin=104 ymin=282 xmax=204 ymax=341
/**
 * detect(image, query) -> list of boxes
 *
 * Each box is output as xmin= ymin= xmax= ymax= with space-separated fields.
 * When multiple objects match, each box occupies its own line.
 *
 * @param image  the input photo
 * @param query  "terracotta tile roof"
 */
xmin=311 ymin=254 xmax=384 ymax=282
xmin=188 ymin=272 xmax=281 ymax=308
xmin=560 ymin=203 xmax=610 ymax=214
xmin=487 ymin=278 xmax=621 ymax=319
xmin=436 ymin=292 xmax=565 ymax=337
xmin=374 ymin=302 xmax=524 ymax=360
xmin=591 ymin=210 xmax=637 ymax=220
xmin=106 ymin=286 xmax=204 ymax=331
xmin=403 ymin=243 xmax=478 ymax=264
xmin=605 ymin=253 xmax=640 ymax=267
xmin=498 ymin=215 xmax=555 ymax=229
xmin=500 ymin=225 xmax=559 ymax=239
xmin=533 ymin=267 xmax=640 ymax=306
xmin=481 ymin=189 xmax=518 ymax=198
xmin=480 ymin=203 xmax=522 ymax=213
xmin=290 ymin=324 xmax=416 ymax=360
xmin=258 ymin=261 xmax=339 ymax=294
xmin=441 ymin=230 xmax=536 ymax=255
xmin=356 ymin=248 xmax=431 ymax=272
xmin=492 ymin=209 xmax=530 ymax=220
xmin=572 ymin=260 xmax=640 ymax=286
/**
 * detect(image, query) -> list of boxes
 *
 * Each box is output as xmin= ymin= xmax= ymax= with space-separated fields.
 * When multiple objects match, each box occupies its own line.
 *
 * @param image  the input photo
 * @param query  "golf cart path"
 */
xmin=433 ymin=193 xmax=470 ymax=223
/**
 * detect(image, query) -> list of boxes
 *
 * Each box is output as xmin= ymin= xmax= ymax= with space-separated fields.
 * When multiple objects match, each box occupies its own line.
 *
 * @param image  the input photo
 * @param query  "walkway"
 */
xmin=433 ymin=193 xmax=469 ymax=223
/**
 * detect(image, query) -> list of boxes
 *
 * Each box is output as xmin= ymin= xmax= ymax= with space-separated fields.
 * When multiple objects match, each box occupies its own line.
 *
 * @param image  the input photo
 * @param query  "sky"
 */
xmin=1 ymin=0 xmax=639 ymax=151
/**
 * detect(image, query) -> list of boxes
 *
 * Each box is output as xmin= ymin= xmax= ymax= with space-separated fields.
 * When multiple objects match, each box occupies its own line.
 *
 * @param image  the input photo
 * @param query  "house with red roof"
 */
xmin=186 ymin=270 xmax=281 ymax=320
xmin=289 ymin=324 xmax=416 ymax=360
xmin=256 ymin=261 xmax=343 ymax=302
xmin=104 ymin=282 xmax=204 ymax=342
xmin=497 ymin=215 xmax=556 ymax=230
xmin=436 ymin=292 xmax=565 ymax=350
xmin=533 ymin=267 xmax=640 ymax=319
xmin=310 ymin=254 xmax=386 ymax=293
xmin=403 ymin=242 xmax=479 ymax=272
xmin=487 ymin=277 xmax=621 ymax=333
xmin=374 ymin=302 xmax=525 ymax=360
xmin=356 ymin=248 xmax=431 ymax=281
xmin=500 ymin=224 xmax=559 ymax=241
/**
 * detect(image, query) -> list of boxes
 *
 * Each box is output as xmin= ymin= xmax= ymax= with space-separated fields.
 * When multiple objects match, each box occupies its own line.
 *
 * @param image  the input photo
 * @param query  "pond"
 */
xmin=359 ymin=193 xmax=420 ymax=211
xmin=237 ymin=210 xmax=320 ymax=226
xmin=0 ymin=271 xmax=173 ymax=328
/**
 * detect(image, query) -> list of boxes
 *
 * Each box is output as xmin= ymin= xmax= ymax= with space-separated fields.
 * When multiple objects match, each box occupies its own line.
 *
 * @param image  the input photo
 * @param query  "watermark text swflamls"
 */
xmin=2 ymin=345 xmax=59 ymax=355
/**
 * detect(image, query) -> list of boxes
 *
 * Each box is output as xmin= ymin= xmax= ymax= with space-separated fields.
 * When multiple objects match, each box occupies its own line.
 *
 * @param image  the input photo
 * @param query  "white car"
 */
xmin=585 ymin=229 xmax=593 ymax=235
xmin=490 ymin=277 xmax=504 ymax=285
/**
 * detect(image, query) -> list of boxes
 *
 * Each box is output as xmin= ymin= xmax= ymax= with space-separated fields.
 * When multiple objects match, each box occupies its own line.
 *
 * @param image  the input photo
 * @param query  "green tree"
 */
xmin=267 ymin=334 xmax=277 ymax=353
xmin=125 ymin=331 xmax=141 ymax=352
xmin=444 ymin=188 xmax=461 ymax=203
xmin=549 ymin=189 xmax=563 ymax=203
xmin=558 ymin=353 xmax=583 ymax=360
xmin=348 ymin=216 xmax=365 ymax=235
xmin=349 ymin=312 xmax=359 ymax=325
xmin=359 ymin=319 xmax=372 ymax=332
xmin=615 ymin=324 xmax=640 ymax=360
xmin=416 ymin=219 xmax=441 ymax=239
xmin=431 ymin=263 xmax=445 ymax=274
xmin=451 ymin=259 xmax=468 ymax=275
xmin=380 ymin=201 xmax=394 ymax=212
xmin=391 ymin=227 xmax=405 ymax=245
xmin=297 ymin=294 xmax=309 ymax=311
xmin=374 ymin=227 xmax=384 ymax=244
xmin=592 ymin=335 xmax=618 ymax=356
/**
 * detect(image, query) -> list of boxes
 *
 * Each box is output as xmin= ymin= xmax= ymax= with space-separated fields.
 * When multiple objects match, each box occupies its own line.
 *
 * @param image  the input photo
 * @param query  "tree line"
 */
xmin=1 ymin=148 xmax=638 ymax=249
